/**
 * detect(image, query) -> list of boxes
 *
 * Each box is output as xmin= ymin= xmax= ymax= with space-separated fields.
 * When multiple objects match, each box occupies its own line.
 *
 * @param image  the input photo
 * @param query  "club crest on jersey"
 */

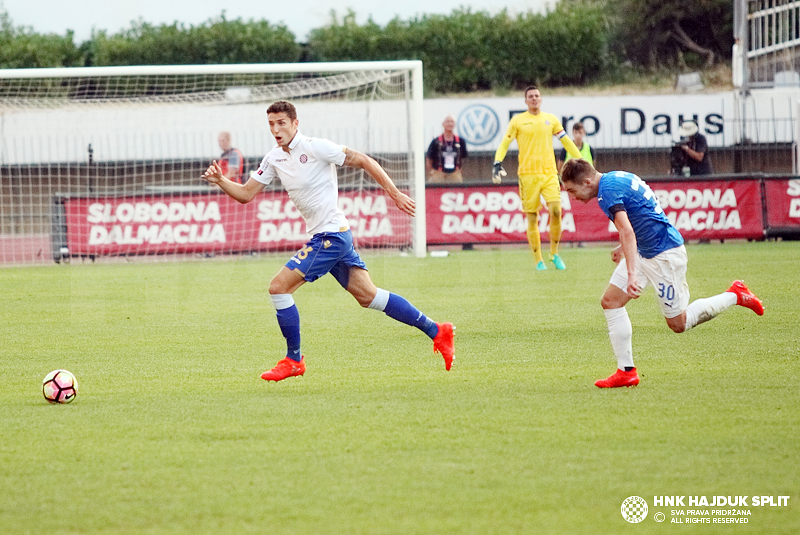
xmin=299 ymin=154 xmax=308 ymax=164
xmin=545 ymin=120 xmax=551 ymax=125
xmin=323 ymin=240 xmax=332 ymax=249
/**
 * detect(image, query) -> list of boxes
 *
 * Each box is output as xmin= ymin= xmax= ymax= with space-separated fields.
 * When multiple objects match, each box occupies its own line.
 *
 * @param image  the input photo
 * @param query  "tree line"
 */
xmin=0 ymin=1 xmax=732 ymax=93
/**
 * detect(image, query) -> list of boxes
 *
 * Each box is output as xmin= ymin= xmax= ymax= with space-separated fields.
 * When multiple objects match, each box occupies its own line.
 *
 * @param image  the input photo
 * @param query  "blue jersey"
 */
xmin=597 ymin=171 xmax=684 ymax=259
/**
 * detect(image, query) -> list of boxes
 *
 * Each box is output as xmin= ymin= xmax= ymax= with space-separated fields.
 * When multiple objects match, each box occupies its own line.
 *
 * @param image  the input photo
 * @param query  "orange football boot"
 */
xmin=433 ymin=322 xmax=455 ymax=371
xmin=727 ymin=280 xmax=764 ymax=316
xmin=595 ymin=368 xmax=640 ymax=388
xmin=261 ymin=356 xmax=306 ymax=382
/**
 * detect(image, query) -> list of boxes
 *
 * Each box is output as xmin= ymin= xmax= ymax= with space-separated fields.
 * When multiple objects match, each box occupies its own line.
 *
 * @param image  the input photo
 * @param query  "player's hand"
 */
xmin=610 ymin=245 xmax=624 ymax=264
xmin=201 ymin=161 xmax=224 ymax=184
xmin=492 ymin=162 xmax=506 ymax=184
xmin=393 ymin=192 xmax=416 ymax=217
xmin=627 ymin=274 xmax=642 ymax=299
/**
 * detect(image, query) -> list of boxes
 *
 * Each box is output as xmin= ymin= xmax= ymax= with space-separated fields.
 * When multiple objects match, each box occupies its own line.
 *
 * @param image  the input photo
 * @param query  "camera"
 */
xmin=670 ymin=141 xmax=689 ymax=176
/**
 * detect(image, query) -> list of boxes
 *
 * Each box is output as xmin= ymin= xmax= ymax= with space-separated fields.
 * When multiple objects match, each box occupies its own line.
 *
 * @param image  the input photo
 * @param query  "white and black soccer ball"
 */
xmin=42 ymin=370 xmax=78 ymax=404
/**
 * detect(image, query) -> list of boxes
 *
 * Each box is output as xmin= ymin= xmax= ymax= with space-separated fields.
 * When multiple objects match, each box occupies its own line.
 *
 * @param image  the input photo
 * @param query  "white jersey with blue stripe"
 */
xmin=597 ymin=171 xmax=684 ymax=259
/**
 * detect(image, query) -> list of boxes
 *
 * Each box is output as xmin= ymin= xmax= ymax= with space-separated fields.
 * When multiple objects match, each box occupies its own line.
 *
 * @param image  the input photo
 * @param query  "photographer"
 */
xmin=672 ymin=121 xmax=713 ymax=176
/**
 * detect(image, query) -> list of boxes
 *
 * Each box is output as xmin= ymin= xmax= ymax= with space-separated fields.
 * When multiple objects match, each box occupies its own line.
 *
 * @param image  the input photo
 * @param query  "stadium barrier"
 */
xmin=425 ymin=175 xmax=800 ymax=246
xmin=49 ymin=175 xmax=799 ymax=262
xmin=52 ymin=188 xmax=413 ymax=262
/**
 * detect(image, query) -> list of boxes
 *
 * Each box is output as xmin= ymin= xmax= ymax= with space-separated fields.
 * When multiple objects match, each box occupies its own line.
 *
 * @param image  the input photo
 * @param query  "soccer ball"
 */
xmin=42 ymin=369 xmax=78 ymax=404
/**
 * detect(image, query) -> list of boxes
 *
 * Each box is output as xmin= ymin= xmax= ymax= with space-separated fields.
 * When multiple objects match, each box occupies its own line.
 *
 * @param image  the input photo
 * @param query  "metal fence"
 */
xmin=736 ymin=0 xmax=800 ymax=89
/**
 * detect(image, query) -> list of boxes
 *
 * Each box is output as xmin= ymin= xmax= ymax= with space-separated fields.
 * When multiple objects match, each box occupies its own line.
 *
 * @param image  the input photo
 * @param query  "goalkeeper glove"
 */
xmin=492 ymin=162 xmax=506 ymax=184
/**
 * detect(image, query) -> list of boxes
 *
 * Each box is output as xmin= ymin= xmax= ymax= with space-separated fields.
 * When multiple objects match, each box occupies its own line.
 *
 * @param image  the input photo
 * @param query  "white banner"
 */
xmin=2 ymin=89 xmax=799 ymax=164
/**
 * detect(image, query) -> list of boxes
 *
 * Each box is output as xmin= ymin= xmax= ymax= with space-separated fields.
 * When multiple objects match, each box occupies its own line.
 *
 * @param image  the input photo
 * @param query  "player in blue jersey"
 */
xmin=560 ymin=159 xmax=764 ymax=388
xmin=201 ymin=100 xmax=454 ymax=381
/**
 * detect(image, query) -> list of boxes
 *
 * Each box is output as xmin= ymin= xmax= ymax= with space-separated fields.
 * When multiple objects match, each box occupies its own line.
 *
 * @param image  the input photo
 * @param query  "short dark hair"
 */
xmin=524 ymin=85 xmax=540 ymax=96
xmin=561 ymin=159 xmax=595 ymax=184
xmin=267 ymin=100 xmax=297 ymax=120
xmin=572 ymin=122 xmax=585 ymax=133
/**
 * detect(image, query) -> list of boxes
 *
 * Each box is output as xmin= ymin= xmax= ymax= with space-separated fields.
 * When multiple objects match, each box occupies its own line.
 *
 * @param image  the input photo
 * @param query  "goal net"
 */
xmin=0 ymin=61 xmax=425 ymax=265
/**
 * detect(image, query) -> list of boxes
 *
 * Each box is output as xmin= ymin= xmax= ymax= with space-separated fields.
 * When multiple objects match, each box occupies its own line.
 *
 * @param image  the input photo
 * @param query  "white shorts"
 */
xmin=610 ymin=245 xmax=689 ymax=319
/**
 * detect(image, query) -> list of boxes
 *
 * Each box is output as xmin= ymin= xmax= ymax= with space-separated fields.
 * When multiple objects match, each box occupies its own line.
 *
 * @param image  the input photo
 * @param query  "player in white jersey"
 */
xmin=201 ymin=101 xmax=454 ymax=382
xmin=560 ymin=159 xmax=764 ymax=388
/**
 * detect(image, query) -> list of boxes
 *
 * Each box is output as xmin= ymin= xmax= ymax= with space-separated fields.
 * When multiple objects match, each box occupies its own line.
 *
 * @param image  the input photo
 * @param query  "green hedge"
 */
xmin=308 ymin=6 xmax=612 ymax=92
xmin=0 ymin=12 xmax=81 ymax=68
xmin=0 ymin=6 xmax=611 ymax=91
xmin=87 ymin=16 xmax=301 ymax=66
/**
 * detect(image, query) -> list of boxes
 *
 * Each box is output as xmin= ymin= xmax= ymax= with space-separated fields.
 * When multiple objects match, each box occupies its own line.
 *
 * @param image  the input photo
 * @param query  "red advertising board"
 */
xmin=425 ymin=179 xmax=764 ymax=245
xmin=64 ymin=190 xmax=412 ymax=256
xmin=764 ymin=178 xmax=800 ymax=230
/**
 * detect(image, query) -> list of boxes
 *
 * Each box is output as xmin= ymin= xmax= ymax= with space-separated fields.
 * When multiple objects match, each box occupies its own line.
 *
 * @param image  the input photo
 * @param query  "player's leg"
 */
xmin=541 ymin=177 xmax=566 ymax=269
xmin=596 ymin=259 xmax=640 ymax=388
xmin=526 ymin=212 xmax=545 ymax=269
xmin=520 ymin=177 xmax=546 ymax=269
xmin=263 ymin=234 xmax=341 ymax=382
xmin=340 ymin=266 xmax=454 ymax=370
xmin=666 ymin=283 xmax=762 ymax=335
xmin=637 ymin=246 xmax=763 ymax=335
xmin=262 ymin=266 xmax=307 ymax=381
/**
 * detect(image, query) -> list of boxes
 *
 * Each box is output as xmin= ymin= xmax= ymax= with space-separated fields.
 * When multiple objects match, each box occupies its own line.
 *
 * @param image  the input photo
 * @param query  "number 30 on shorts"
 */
xmin=657 ymin=283 xmax=675 ymax=300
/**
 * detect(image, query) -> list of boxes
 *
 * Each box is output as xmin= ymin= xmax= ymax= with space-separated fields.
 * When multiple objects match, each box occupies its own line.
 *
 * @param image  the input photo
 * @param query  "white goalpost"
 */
xmin=0 ymin=61 xmax=426 ymax=265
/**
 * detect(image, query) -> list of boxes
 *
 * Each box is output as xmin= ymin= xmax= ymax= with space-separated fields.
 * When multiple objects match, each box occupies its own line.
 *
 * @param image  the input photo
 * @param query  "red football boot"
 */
xmin=595 ymin=368 xmax=640 ymax=388
xmin=261 ymin=356 xmax=306 ymax=382
xmin=727 ymin=280 xmax=764 ymax=316
xmin=433 ymin=322 xmax=455 ymax=371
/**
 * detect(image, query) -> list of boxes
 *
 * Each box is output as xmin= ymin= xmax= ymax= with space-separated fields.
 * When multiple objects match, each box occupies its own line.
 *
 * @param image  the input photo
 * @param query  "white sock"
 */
xmin=684 ymin=292 xmax=737 ymax=331
xmin=367 ymin=288 xmax=390 ymax=311
xmin=270 ymin=293 xmax=295 ymax=310
xmin=604 ymin=307 xmax=634 ymax=370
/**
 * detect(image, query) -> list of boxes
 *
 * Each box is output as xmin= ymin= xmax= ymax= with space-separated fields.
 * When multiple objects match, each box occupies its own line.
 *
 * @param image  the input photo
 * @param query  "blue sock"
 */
xmin=384 ymin=293 xmax=439 ymax=339
xmin=276 ymin=304 xmax=302 ymax=362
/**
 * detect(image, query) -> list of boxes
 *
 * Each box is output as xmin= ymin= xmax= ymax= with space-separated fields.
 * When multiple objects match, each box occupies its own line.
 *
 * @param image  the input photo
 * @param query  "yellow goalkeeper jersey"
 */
xmin=495 ymin=111 xmax=579 ymax=177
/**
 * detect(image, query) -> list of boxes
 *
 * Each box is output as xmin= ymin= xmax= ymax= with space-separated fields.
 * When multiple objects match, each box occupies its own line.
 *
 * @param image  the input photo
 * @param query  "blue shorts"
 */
xmin=286 ymin=230 xmax=367 ymax=288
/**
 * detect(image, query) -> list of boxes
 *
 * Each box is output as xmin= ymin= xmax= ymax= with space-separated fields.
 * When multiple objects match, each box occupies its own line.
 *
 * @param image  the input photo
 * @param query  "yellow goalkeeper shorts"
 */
xmin=518 ymin=174 xmax=561 ymax=213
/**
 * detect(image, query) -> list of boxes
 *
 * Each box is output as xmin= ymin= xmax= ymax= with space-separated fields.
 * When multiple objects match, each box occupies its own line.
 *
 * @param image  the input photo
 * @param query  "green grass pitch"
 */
xmin=1 ymin=241 xmax=798 ymax=534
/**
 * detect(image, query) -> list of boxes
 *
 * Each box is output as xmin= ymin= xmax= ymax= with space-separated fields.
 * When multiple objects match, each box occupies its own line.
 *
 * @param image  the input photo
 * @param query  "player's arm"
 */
xmin=344 ymin=148 xmax=415 ymax=217
xmin=557 ymin=130 xmax=582 ymax=160
xmin=612 ymin=210 xmax=641 ymax=298
xmin=494 ymin=120 xmax=516 ymax=163
xmin=201 ymin=160 xmax=264 ymax=204
xmin=492 ymin=122 xmax=515 ymax=183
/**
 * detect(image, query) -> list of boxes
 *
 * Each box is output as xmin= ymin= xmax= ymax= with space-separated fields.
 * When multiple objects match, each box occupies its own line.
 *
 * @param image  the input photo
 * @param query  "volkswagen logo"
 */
xmin=457 ymin=104 xmax=500 ymax=146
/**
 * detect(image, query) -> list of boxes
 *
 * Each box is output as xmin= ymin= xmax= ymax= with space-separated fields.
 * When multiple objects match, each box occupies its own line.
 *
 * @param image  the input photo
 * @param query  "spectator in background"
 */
xmin=677 ymin=121 xmax=713 ymax=176
xmin=218 ymin=131 xmax=245 ymax=183
xmin=426 ymin=115 xmax=468 ymax=184
xmin=557 ymin=122 xmax=595 ymax=174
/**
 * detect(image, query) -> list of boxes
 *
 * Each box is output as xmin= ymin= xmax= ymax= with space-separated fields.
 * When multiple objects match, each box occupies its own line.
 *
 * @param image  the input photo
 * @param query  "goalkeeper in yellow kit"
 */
xmin=493 ymin=85 xmax=581 ymax=270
